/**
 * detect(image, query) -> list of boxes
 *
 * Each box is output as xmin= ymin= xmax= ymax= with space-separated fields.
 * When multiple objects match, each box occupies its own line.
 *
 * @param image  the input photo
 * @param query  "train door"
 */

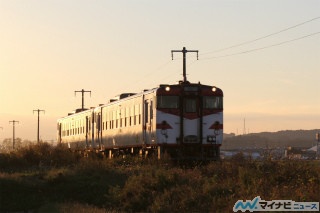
xmin=85 ymin=116 xmax=89 ymax=147
xmin=182 ymin=95 xmax=202 ymax=143
xmin=150 ymin=99 xmax=155 ymax=143
xmin=143 ymin=100 xmax=148 ymax=145
xmin=95 ymin=111 xmax=102 ymax=149
xmin=91 ymin=112 xmax=95 ymax=147
xmin=143 ymin=99 xmax=153 ymax=145
xmin=57 ymin=123 xmax=62 ymax=143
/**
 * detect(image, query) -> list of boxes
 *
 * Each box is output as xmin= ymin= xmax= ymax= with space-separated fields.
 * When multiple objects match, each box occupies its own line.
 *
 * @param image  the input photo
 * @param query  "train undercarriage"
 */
xmin=84 ymin=144 xmax=221 ymax=161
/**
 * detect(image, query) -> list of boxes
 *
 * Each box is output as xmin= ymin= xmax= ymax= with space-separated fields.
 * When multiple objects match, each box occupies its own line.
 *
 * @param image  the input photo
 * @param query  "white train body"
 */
xmin=57 ymin=82 xmax=223 ymax=159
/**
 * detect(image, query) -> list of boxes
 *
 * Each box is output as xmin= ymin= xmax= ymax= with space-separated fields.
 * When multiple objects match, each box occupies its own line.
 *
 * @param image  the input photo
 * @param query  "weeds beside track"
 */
xmin=0 ymin=143 xmax=319 ymax=212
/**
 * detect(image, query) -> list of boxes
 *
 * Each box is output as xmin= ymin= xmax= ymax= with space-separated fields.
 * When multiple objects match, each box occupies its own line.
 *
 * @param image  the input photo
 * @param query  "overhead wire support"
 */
xmin=33 ymin=109 xmax=45 ymax=144
xmin=9 ymin=120 xmax=19 ymax=149
xmin=171 ymin=47 xmax=199 ymax=82
xmin=75 ymin=89 xmax=91 ymax=110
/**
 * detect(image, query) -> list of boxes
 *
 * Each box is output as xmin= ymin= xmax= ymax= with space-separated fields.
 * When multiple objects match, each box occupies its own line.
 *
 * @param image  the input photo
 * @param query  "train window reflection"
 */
xmin=203 ymin=96 xmax=223 ymax=109
xmin=157 ymin=96 xmax=179 ymax=109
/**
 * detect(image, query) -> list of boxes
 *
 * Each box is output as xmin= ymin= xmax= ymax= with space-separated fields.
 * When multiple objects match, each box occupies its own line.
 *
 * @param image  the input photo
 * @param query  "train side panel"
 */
xmin=57 ymin=109 xmax=93 ymax=149
xmin=99 ymin=90 xmax=157 ymax=150
xmin=101 ymin=95 xmax=143 ymax=148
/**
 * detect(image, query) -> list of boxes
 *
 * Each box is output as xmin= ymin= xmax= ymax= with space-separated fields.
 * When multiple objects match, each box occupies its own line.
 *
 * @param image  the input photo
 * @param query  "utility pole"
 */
xmin=316 ymin=133 xmax=320 ymax=159
xmin=0 ymin=127 xmax=2 ymax=145
xmin=171 ymin=47 xmax=199 ymax=82
xmin=75 ymin=89 xmax=91 ymax=110
xmin=9 ymin=120 xmax=19 ymax=149
xmin=33 ymin=109 xmax=45 ymax=144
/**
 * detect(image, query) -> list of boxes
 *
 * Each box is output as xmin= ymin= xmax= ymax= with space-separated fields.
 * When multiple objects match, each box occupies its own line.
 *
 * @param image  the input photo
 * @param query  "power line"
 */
xmin=201 ymin=16 xmax=320 ymax=56
xmin=155 ymin=17 xmax=320 ymax=83
xmin=106 ymin=17 xmax=320 ymax=96
xmin=111 ymin=30 xmax=319 ymax=95
xmin=126 ymin=60 xmax=172 ymax=88
xmin=164 ymin=16 xmax=320 ymax=80
xmin=201 ymin=31 xmax=320 ymax=60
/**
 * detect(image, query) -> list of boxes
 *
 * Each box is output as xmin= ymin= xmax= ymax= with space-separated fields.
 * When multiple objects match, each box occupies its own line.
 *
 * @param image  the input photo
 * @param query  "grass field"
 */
xmin=0 ymin=143 xmax=319 ymax=212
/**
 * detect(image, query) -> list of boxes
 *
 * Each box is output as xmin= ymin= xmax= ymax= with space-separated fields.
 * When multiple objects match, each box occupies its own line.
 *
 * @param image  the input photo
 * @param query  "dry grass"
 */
xmin=0 ymin=143 xmax=319 ymax=212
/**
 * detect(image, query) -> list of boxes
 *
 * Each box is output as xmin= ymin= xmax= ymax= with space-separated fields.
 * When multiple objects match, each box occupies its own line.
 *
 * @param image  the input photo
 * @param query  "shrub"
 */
xmin=0 ymin=147 xmax=319 ymax=212
xmin=0 ymin=143 xmax=81 ymax=172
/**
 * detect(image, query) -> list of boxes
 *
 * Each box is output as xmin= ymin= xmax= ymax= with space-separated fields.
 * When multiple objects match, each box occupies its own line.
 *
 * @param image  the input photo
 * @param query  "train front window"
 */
xmin=203 ymin=96 xmax=223 ymax=109
xmin=185 ymin=98 xmax=197 ymax=113
xmin=157 ymin=96 xmax=179 ymax=109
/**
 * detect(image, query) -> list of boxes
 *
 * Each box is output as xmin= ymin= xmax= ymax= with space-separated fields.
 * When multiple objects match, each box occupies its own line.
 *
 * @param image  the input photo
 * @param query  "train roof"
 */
xmin=109 ymin=93 xmax=137 ymax=103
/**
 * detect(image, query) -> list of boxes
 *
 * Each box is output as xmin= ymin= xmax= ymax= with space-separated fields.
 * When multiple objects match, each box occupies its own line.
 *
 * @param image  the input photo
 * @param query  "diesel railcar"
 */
xmin=57 ymin=81 xmax=223 ymax=159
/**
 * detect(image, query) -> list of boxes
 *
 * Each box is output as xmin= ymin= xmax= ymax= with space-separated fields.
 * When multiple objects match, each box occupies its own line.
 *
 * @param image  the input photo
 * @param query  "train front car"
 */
xmin=156 ymin=82 xmax=223 ymax=160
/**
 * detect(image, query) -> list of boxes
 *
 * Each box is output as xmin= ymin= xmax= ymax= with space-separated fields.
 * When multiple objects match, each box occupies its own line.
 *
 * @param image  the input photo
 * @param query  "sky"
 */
xmin=0 ymin=0 xmax=319 ymax=141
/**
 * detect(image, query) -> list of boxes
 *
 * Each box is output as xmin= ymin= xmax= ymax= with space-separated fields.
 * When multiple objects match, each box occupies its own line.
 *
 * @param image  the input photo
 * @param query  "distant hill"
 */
xmin=221 ymin=129 xmax=320 ymax=150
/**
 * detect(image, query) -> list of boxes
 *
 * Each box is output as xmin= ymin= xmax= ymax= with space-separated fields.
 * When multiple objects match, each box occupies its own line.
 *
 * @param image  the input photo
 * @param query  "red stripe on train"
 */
xmin=209 ymin=123 xmax=223 ymax=129
xmin=156 ymin=123 xmax=173 ymax=129
xmin=157 ymin=109 xmax=222 ymax=120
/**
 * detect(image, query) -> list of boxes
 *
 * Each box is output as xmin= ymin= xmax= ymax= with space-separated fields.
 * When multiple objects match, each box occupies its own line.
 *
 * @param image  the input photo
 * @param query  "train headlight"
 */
xmin=212 ymin=87 xmax=217 ymax=92
xmin=207 ymin=135 xmax=216 ymax=143
xmin=165 ymin=86 xmax=170 ymax=92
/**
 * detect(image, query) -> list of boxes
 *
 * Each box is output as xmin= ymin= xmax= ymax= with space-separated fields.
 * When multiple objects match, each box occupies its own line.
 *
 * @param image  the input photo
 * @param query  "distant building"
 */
xmin=285 ymin=146 xmax=316 ymax=160
xmin=223 ymin=133 xmax=236 ymax=139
